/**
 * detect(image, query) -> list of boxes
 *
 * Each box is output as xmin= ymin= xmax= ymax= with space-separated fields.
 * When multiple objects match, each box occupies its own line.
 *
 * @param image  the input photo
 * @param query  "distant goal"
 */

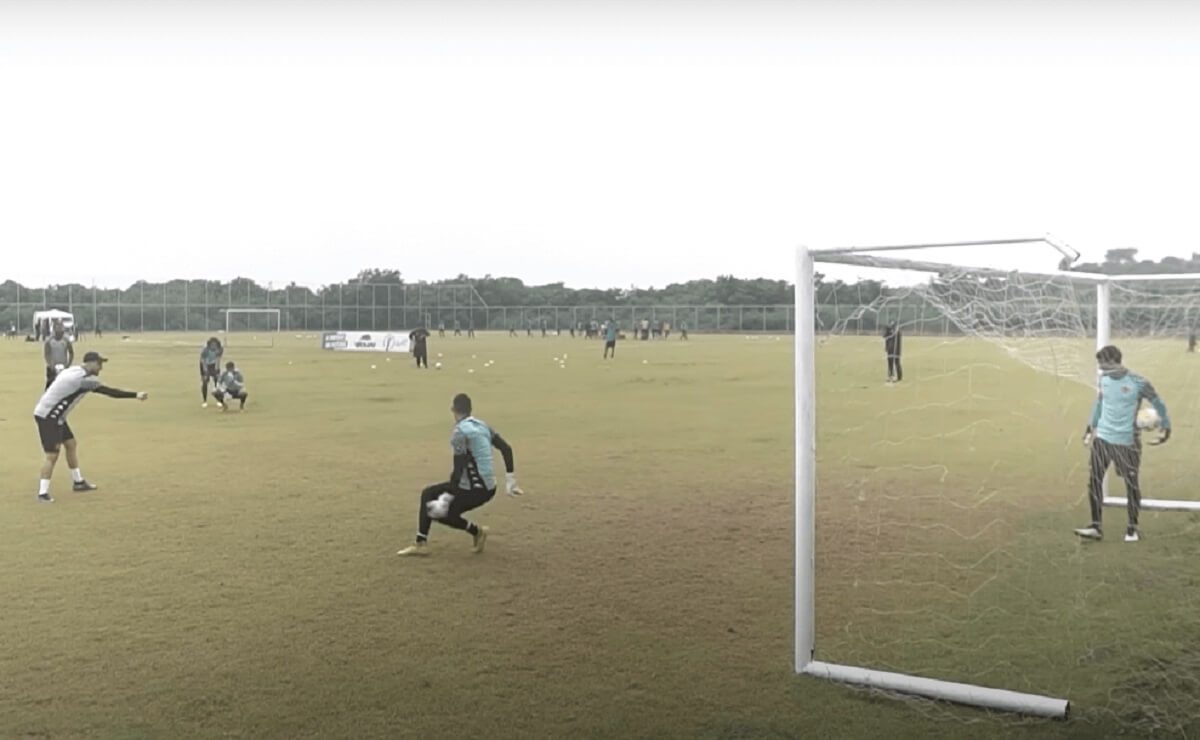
xmin=222 ymin=309 xmax=281 ymax=347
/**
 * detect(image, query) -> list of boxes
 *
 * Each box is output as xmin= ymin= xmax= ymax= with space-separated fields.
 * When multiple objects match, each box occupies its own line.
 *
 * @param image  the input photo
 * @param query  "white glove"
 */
xmin=54 ymin=364 xmax=65 ymax=373
xmin=426 ymin=492 xmax=454 ymax=519
xmin=505 ymin=472 xmax=524 ymax=496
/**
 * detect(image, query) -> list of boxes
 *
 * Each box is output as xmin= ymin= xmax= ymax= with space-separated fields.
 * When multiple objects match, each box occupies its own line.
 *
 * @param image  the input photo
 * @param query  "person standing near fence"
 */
xmin=883 ymin=321 xmax=903 ymax=383
xmin=44 ymin=322 xmax=74 ymax=389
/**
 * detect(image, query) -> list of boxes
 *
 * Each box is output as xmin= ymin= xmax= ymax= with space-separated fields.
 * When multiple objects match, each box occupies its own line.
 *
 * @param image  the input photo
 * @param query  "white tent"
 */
xmin=33 ymin=309 xmax=75 ymax=335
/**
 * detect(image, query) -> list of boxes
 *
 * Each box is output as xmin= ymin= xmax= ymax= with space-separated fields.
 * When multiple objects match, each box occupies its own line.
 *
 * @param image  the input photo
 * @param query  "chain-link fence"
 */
xmin=0 ymin=282 xmax=799 ymax=334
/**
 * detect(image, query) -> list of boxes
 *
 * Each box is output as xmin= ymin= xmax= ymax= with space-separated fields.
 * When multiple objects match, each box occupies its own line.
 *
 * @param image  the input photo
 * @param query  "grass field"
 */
xmin=2 ymin=331 xmax=1199 ymax=738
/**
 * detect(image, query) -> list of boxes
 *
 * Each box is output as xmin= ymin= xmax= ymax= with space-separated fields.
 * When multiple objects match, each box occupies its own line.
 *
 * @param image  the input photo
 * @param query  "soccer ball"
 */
xmin=426 ymin=492 xmax=453 ymax=519
xmin=1137 ymin=406 xmax=1161 ymax=430
xmin=435 ymin=362 xmax=442 ymax=369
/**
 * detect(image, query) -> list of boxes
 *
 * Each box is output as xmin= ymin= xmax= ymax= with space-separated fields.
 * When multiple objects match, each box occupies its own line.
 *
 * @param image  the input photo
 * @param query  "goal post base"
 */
xmin=800 ymin=660 xmax=1070 ymax=719
xmin=1103 ymin=496 xmax=1200 ymax=512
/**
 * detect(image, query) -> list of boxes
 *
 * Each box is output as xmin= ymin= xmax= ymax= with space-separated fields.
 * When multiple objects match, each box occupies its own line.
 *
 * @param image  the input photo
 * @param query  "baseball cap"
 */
xmin=82 ymin=351 xmax=109 ymax=364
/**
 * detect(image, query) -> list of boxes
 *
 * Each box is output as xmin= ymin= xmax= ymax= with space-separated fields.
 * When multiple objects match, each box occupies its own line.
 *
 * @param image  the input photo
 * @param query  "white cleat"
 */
xmin=1074 ymin=526 xmax=1103 ymax=541
xmin=202 ymin=402 xmax=208 ymax=409
xmin=1125 ymin=529 xmax=1140 ymax=543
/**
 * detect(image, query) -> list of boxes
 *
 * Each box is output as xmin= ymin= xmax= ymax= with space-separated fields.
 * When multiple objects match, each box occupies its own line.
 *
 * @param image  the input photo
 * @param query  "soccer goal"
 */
xmin=222 ymin=308 xmax=282 ymax=347
xmin=795 ymin=238 xmax=1200 ymax=726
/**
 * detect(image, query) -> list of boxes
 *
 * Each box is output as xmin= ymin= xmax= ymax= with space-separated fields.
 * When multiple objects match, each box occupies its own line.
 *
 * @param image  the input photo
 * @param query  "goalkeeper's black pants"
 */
xmin=887 ymin=355 xmax=902 ymax=381
xmin=417 ymin=482 xmax=496 ymax=540
xmin=1087 ymin=437 xmax=1142 ymax=530
xmin=414 ymin=349 xmax=428 ymax=368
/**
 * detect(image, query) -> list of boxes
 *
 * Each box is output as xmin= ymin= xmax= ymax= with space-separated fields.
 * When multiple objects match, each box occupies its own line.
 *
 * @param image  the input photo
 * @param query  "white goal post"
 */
xmin=795 ymin=237 xmax=1200 ymax=719
xmin=222 ymin=308 xmax=282 ymax=347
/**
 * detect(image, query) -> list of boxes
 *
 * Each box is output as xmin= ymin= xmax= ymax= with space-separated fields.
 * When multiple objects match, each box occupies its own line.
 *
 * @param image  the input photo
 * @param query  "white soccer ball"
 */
xmin=371 ymin=364 xmax=377 ymax=370
xmin=426 ymin=492 xmax=453 ymax=520
xmin=1137 ymin=406 xmax=1161 ymax=430
xmin=435 ymin=361 xmax=443 ymax=369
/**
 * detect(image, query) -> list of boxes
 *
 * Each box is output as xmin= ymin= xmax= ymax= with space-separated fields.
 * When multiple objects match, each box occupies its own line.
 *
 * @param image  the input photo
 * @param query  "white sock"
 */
xmin=39 ymin=479 xmax=51 ymax=495
xmin=70 ymin=468 xmax=84 ymax=483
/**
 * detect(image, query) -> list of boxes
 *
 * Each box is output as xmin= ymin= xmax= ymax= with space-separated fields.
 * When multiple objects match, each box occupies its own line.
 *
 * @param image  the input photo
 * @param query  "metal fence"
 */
xmin=0 ymin=282 xmax=798 ymax=334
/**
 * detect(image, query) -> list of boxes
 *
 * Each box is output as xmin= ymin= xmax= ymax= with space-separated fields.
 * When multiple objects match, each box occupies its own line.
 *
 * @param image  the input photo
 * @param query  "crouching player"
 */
xmin=214 ymin=361 xmax=249 ymax=411
xmin=1077 ymin=345 xmax=1170 ymax=543
xmin=398 ymin=393 xmax=524 ymax=556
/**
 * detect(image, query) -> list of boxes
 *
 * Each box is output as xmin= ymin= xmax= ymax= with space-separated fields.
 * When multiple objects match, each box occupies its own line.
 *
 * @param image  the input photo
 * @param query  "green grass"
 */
xmin=1 ymin=332 xmax=1198 ymax=738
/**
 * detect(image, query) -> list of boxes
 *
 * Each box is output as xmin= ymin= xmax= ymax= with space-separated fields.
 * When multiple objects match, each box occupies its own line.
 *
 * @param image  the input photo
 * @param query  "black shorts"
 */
xmin=200 ymin=362 xmax=219 ymax=381
xmin=605 ymin=340 xmax=616 ymax=349
xmin=36 ymin=415 xmax=74 ymax=453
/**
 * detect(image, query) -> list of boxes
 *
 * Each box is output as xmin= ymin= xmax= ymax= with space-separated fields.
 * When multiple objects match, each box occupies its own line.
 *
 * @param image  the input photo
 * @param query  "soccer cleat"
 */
xmin=472 ymin=526 xmax=489 ymax=554
xmin=1074 ymin=526 xmax=1103 ymax=540
xmin=1125 ymin=529 xmax=1141 ymax=543
xmin=73 ymin=480 xmax=98 ymax=492
xmin=396 ymin=542 xmax=429 ymax=557
xmin=202 ymin=402 xmax=208 ymax=409
xmin=37 ymin=492 xmax=54 ymax=503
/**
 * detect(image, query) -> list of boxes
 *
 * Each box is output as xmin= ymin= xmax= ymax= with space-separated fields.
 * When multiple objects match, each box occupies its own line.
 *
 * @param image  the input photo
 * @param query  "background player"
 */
xmin=409 ymin=326 xmax=430 ymax=368
xmin=603 ymin=318 xmax=618 ymax=359
xmin=397 ymin=393 xmax=524 ymax=556
xmin=883 ymin=321 xmax=903 ymax=383
xmin=214 ymin=361 xmax=249 ymax=411
xmin=199 ymin=337 xmax=224 ymax=407
xmin=43 ymin=321 xmax=74 ymax=389
xmin=1077 ymin=345 xmax=1170 ymax=543
xmin=33 ymin=351 xmax=148 ymax=502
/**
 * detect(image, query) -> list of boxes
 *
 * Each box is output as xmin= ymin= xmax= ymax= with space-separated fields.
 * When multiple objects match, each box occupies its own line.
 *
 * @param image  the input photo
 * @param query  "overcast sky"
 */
xmin=3 ymin=0 xmax=1200 ymax=289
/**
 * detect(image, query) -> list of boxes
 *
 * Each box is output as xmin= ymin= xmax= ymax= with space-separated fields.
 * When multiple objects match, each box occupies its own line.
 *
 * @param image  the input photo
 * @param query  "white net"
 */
xmin=810 ymin=244 xmax=1200 ymax=734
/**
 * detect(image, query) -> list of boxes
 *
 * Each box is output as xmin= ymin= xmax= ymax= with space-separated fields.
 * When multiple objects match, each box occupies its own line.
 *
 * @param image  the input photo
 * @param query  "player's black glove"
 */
xmin=1149 ymin=427 xmax=1171 ymax=446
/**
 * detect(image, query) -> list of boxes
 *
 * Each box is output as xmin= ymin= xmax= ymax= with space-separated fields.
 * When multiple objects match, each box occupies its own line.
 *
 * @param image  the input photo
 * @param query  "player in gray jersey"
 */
xmin=33 ymin=351 xmax=148 ymax=503
xmin=213 ymin=361 xmax=249 ymax=411
xmin=43 ymin=323 xmax=74 ymax=389
xmin=398 ymin=393 xmax=524 ymax=557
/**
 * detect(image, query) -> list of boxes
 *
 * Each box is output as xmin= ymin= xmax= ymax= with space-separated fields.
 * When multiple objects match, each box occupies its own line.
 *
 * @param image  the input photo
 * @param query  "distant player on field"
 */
xmin=33 ymin=351 xmax=148 ymax=502
xmin=214 ymin=361 xmax=249 ymax=411
xmin=43 ymin=322 xmax=74 ymax=389
xmin=409 ymin=326 xmax=430 ymax=368
xmin=1077 ymin=345 xmax=1170 ymax=543
xmin=883 ymin=321 xmax=903 ymax=383
xmin=397 ymin=393 xmax=524 ymax=556
xmin=603 ymin=318 xmax=618 ymax=359
xmin=199 ymin=337 xmax=224 ymax=408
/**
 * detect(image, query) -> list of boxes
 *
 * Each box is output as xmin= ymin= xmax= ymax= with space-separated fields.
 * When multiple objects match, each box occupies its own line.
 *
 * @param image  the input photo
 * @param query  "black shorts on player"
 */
xmin=36 ymin=415 xmax=74 ymax=454
xmin=200 ymin=362 xmax=219 ymax=382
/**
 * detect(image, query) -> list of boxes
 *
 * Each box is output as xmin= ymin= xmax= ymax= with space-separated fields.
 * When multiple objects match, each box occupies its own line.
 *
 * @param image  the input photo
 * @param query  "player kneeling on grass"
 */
xmin=213 ymin=361 xmax=248 ymax=411
xmin=33 ymin=351 xmax=148 ymax=503
xmin=1077 ymin=345 xmax=1171 ymax=543
xmin=398 ymin=393 xmax=524 ymax=557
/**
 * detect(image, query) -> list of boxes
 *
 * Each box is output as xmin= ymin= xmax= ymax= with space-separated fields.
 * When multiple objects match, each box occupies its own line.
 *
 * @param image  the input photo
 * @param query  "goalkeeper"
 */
xmin=213 ymin=361 xmax=249 ymax=411
xmin=398 ymin=393 xmax=523 ymax=557
xmin=1077 ymin=345 xmax=1170 ymax=543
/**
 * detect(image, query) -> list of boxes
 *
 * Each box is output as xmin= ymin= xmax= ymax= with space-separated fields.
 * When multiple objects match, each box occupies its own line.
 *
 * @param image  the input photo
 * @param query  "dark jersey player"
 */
xmin=398 ymin=393 xmax=525 ymax=556
xmin=409 ymin=327 xmax=430 ymax=368
xmin=33 ymin=351 xmax=148 ymax=502
xmin=199 ymin=337 xmax=224 ymax=407
xmin=883 ymin=322 xmax=902 ymax=383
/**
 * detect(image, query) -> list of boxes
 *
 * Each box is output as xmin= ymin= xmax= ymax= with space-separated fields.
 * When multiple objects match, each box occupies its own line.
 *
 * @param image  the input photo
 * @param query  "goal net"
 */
xmin=797 ymin=239 xmax=1200 ymax=734
xmin=222 ymin=309 xmax=281 ymax=348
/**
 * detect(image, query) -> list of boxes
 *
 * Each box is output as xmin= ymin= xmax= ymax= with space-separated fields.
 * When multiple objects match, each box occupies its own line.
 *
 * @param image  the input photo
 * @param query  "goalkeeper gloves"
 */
xmin=505 ymin=472 xmax=524 ymax=496
xmin=426 ymin=492 xmax=454 ymax=519
xmin=1082 ymin=427 xmax=1094 ymax=447
xmin=1150 ymin=427 xmax=1172 ymax=446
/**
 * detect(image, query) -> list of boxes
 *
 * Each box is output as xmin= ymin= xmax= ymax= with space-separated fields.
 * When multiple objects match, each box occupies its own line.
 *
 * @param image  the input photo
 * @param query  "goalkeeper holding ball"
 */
xmin=398 ymin=393 xmax=523 ymax=557
xmin=1077 ymin=345 xmax=1170 ymax=543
